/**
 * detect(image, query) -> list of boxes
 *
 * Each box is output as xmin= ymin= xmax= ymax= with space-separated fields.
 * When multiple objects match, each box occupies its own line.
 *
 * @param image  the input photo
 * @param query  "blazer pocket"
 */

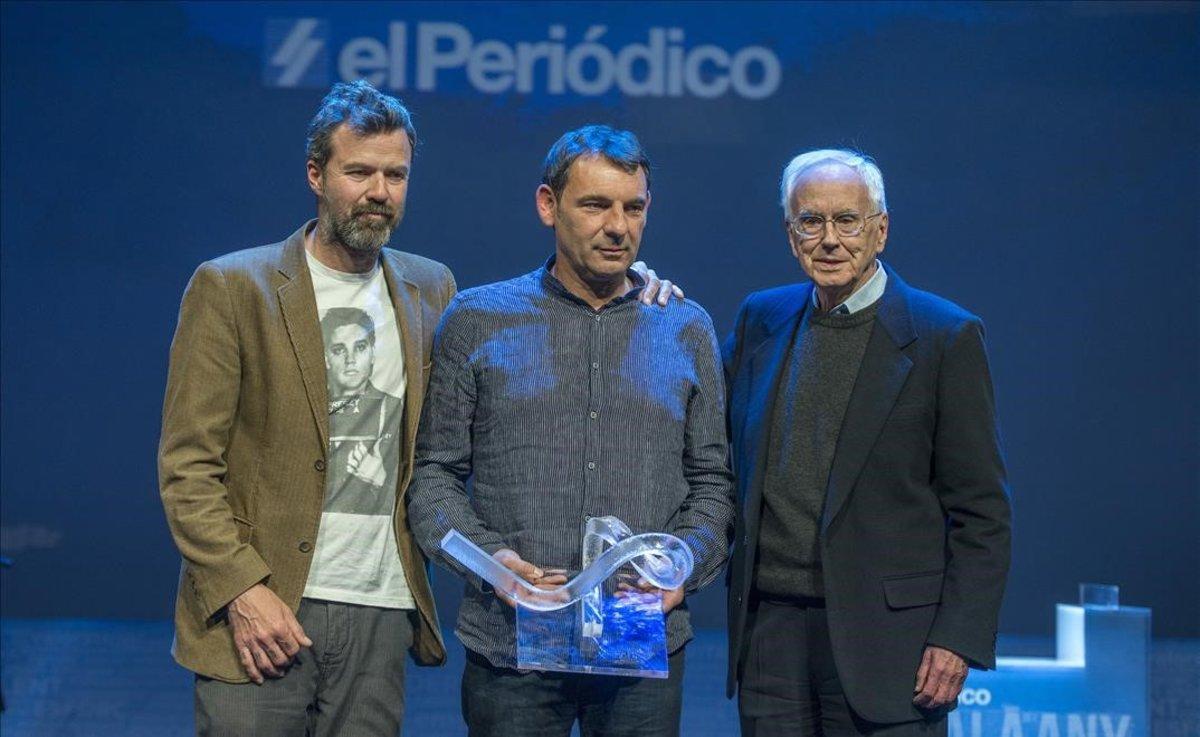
xmin=882 ymin=570 xmax=944 ymax=609
xmin=885 ymin=403 xmax=928 ymax=425
xmin=232 ymin=515 xmax=256 ymax=544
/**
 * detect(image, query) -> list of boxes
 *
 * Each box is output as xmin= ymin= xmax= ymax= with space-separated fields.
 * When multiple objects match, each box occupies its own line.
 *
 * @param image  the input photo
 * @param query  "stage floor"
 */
xmin=0 ymin=621 xmax=1195 ymax=736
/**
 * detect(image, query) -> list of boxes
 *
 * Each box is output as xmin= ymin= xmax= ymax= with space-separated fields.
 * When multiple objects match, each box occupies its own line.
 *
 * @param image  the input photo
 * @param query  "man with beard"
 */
xmin=159 ymin=81 xmax=681 ymax=736
xmin=159 ymin=80 xmax=449 ymax=735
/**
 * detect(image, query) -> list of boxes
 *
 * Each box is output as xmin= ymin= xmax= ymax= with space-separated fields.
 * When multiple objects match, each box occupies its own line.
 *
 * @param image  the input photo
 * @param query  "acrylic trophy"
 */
xmin=440 ymin=516 xmax=694 ymax=678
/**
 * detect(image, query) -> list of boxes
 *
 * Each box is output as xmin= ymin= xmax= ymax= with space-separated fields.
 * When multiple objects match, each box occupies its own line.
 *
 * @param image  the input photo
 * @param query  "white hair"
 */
xmin=779 ymin=148 xmax=887 ymax=219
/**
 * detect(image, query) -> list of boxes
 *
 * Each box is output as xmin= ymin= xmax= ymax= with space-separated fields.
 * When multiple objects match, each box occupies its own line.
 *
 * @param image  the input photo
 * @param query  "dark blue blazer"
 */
xmin=723 ymin=264 xmax=1011 ymax=723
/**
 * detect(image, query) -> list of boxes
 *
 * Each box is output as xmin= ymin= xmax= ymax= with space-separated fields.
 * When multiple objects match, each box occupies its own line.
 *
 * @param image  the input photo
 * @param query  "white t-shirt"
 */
xmin=301 ymin=249 xmax=414 ymax=609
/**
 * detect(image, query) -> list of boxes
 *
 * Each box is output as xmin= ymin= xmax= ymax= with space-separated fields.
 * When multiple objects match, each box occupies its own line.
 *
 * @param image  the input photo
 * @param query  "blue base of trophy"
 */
xmin=517 ymin=588 xmax=669 ymax=678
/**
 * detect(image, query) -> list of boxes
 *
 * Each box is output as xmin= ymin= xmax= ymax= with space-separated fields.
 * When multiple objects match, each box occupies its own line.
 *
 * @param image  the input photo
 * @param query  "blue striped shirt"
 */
xmin=407 ymin=260 xmax=736 ymax=668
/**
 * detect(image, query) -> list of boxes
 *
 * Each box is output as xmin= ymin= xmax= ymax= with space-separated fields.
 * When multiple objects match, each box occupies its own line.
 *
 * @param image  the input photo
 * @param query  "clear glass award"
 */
xmin=440 ymin=516 xmax=694 ymax=678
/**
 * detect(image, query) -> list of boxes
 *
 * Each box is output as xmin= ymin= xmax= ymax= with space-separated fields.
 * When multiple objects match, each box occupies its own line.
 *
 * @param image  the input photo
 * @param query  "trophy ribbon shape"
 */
xmin=440 ymin=516 xmax=695 ymax=677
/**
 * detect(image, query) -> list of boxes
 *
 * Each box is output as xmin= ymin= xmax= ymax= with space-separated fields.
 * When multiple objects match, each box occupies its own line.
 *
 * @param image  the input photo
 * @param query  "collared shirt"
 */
xmin=812 ymin=259 xmax=888 ymax=315
xmin=407 ymin=259 xmax=736 ymax=668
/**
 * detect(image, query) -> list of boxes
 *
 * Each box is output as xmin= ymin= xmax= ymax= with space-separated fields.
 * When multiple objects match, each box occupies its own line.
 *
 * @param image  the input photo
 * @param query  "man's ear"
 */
xmin=785 ymin=220 xmax=803 ymax=261
xmin=876 ymin=212 xmax=889 ymax=254
xmin=535 ymin=184 xmax=559 ymax=228
xmin=307 ymin=159 xmax=323 ymax=197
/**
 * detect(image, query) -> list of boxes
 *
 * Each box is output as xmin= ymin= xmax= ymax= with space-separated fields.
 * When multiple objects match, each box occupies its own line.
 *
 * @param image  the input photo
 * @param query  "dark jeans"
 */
xmin=461 ymin=647 xmax=685 ymax=737
xmin=194 ymin=598 xmax=413 ymax=737
xmin=738 ymin=598 xmax=946 ymax=737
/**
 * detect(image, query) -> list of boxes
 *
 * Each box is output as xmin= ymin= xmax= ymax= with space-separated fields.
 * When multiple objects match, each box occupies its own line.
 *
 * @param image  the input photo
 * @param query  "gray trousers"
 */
xmin=461 ymin=648 xmax=685 ymax=737
xmin=194 ymin=598 xmax=414 ymax=737
xmin=739 ymin=598 xmax=946 ymax=737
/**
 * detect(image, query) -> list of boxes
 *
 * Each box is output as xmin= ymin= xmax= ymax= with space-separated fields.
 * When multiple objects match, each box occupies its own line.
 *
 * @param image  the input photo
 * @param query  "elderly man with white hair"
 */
xmin=723 ymin=149 xmax=1012 ymax=735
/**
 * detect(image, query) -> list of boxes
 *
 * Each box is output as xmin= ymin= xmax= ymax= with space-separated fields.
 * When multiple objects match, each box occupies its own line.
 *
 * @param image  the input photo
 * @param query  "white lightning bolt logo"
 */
xmin=269 ymin=19 xmax=325 ymax=87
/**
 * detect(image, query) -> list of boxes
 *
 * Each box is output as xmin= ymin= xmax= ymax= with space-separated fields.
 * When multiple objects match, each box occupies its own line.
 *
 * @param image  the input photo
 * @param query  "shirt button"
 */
xmin=594 ymin=315 xmax=601 ymax=321
xmin=592 ymin=362 xmax=599 ymax=370
xmin=314 ymin=459 xmax=326 ymax=472
xmin=589 ymin=411 xmax=598 ymax=419
xmin=298 ymin=541 xmax=313 ymax=553
xmin=587 ymin=461 xmax=596 ymax=470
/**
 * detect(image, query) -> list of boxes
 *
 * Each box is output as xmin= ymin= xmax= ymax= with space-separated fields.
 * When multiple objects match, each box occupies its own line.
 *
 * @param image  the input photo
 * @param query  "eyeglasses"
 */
xmin=788 ymin=211 xmax=883 ymax=239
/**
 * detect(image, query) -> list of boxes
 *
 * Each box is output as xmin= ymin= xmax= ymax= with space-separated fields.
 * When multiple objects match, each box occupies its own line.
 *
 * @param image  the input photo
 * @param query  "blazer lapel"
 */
xmin=381 ymin=251 xmax=424 ymax=495
xmin=739 ymin=288 xmax=810 ymax=530
xmin=276 ymin=225 xmax=330 ymax=450
xmin=821 ymin=265 xmax=917 ymax=532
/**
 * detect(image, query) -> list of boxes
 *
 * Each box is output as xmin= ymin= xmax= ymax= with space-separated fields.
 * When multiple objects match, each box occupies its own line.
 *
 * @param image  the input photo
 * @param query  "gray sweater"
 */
xmin=754 ymin=302 xmax=879 ymax=599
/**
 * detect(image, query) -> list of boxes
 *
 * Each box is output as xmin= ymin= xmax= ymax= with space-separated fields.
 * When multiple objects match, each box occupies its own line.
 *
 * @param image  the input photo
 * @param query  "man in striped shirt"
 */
xmin=408 ymin=125 xmax=736 ymax=736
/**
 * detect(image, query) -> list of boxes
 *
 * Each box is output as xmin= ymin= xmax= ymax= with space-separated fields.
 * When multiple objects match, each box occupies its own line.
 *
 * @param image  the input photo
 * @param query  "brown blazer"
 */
xmin=159 ymin=222 xmax=454 ymax=682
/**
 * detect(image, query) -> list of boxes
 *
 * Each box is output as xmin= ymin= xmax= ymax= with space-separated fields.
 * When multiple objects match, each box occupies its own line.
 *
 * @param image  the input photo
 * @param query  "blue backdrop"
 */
xmin=1 ymin=1 xmax=1196 ymax=639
